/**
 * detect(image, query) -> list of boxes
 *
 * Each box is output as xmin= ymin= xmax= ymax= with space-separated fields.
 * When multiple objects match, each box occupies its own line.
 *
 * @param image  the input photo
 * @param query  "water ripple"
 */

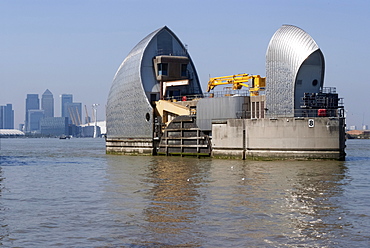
xmin=0 ymin=139 xmax=369 ymax=247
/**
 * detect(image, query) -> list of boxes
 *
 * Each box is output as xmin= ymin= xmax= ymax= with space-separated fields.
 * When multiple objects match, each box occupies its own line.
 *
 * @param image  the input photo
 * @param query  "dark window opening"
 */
xmin=157 ymin=63 xmax=168 ymax=76
xmin=167 ymin=90 xmax=180 ymax=98
xmin=312 ymin=79 xmax=318 ymax=86
xmin=181 ymin=64 xmax=187 ymax=77
xmin=145 ymin=113 xmax=150 ymax=122
xmin=150 ymin=94 xmax=157 ymax=102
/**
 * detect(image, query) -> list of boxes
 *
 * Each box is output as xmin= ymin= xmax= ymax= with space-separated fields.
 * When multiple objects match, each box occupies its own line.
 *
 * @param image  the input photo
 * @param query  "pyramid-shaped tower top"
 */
xmin=42 ymin=89 xmax=53 ymax=96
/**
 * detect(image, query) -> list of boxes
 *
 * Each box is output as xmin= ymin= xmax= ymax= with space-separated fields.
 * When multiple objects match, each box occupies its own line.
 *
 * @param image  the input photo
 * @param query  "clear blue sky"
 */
xmin=1 ymin=0 xmax=369 ymax=128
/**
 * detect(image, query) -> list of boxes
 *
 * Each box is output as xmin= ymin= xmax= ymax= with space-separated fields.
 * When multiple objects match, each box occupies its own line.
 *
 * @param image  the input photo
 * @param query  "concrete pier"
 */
xmin=211 ymin=117 xmax=346 ymax=160
xmin=106 ymin=138 xmax=153 ymax=155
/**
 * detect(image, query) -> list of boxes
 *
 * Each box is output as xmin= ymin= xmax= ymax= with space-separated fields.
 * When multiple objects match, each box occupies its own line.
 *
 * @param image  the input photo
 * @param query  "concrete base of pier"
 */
xmin=106 ymin=138 xmax=153 ymax=155
xmin=211 ymin=117 xmax=346 ymax=160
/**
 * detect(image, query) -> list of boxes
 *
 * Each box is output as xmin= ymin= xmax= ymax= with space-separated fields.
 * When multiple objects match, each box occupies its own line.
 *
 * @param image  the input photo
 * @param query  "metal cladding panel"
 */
xmin=140 ymin=28 xmax=202 ymax=97
xmin=266 ymin=25 xmax=323 ymax=117
xmin=106 ymin=26 xmax=202 ymax=139
xmin=196 ymin=96 xmax=247 ymax=131
xmin=106 ymin=28 xmax=158 ymax=138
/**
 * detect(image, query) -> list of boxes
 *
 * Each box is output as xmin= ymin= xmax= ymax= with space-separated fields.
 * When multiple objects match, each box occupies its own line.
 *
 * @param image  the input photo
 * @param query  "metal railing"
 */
xmin=162 ymin=89 xmax=345 ymax=119
xmin=264 ymin=108 xmax=345 ymax=119
xmin=156 ymin=49 xmax=188 ymax=57
xmin=321 ymin=87 xmax=337 ymax=94
xmin=162 ymin=89 xmax=252 ymax=102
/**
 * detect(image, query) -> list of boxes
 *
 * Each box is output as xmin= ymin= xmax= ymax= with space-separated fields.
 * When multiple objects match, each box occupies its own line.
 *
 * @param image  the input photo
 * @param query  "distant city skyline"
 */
xmin=1 ymin=1 xmax=369 ymax=128
xmin=7 ymin=90 xmax=89 ymax=133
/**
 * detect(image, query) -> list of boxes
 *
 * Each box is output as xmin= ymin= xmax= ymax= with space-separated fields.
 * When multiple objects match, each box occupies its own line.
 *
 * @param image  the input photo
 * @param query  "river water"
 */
xmin=0 ymin=138 xmax=369 ymax=247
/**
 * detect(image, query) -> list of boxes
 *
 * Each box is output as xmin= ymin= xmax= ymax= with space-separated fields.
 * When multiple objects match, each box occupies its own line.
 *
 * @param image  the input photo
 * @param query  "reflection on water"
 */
xmin=278 ymin=161 xmax=348 ymax=246
xmin=105 ymin=156 xmax=353 ymax=247
xmin=105 ymin=156 xmax=209 ymax=247
xmin=1 ymin=138 xmax=369 ymax=247
xmin=143 ymin=158 xmax=208 ymax=244
xmin=0 ymin=167 xmax=4 ymax=245
xmin=0 ymin=167 xmax=8 ymax=247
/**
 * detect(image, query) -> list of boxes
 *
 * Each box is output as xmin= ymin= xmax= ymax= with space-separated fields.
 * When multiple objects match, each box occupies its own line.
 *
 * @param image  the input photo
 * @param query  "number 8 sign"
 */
xmin=308 ymin=119 xmax=315 ymax=128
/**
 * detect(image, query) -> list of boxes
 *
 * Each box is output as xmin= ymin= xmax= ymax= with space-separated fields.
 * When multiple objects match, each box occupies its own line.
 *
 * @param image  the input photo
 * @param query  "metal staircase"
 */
xmin=156 ymin=115 xmax=211 ymax=157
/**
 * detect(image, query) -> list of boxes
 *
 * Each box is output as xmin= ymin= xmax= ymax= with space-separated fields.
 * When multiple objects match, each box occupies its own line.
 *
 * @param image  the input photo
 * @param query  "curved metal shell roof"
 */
xmin=265 ymin=25 xmax=324 ymax=116
xmin=106 ymin=28 xmax=157 ymax=138
xmin=106 ymin=26 xmax=201 ymax=138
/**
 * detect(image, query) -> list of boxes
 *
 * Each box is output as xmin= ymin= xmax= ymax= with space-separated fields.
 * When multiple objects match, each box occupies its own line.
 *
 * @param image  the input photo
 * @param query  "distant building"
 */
xmin=28 ymin=110 xmax=44 ymax=133
xmin=61 ymin=94 xmax=73 ymax=119
xmin=0 ymin=104 xmax=14 ymax=129
xmin=80 ymin=121 xmax=106 ymax=137
xmin=61 ymin=94 xmax=82 ymax=125
xmin=347 ymin=130 xmax=370 ymax=139
xmin=65 ymin=102 xmax=82 ymax=125
xmin=68 ymin=124 xmax=81 ymax=137
xmin=25 ymin=94 xmax=40 ymax=132
xmin=81 ymin=125 xmax=101 ymax=138
xmin=349 ymin=125 xmax=357 ymax=131
xmin=0 ymin=129 xmax=25 ymax=138
xmin=41 ymin=89 xmax=54 ymax=118
xmin=363 ymin=125 xmax=368 ymax=130
xmin=40 ymin=117 xmax=69 ymax=136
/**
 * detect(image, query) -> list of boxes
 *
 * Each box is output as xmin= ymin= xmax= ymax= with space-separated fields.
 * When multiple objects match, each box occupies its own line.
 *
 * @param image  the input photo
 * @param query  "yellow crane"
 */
xmin=207 ymin=73 xmax=266 ymax=96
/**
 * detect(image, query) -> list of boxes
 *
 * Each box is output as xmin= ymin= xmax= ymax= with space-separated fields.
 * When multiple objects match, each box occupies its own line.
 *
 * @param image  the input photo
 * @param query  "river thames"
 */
xmin=0 ymin=138 xmax=369 ymax=247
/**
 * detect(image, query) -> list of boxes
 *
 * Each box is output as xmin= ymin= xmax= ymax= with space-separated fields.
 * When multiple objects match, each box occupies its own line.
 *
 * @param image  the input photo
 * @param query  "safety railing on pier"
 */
xmin=263 ymin=108 xmax=345 ymax=119
xmin=162 ymin=88 xmax=344 ymax=119
xmin=162 ymin=89 xmax=251 ymax=102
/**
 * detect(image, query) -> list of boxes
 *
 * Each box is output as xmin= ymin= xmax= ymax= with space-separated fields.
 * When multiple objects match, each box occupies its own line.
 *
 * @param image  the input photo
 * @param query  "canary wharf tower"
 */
xmin=106 ymin=26 xmax=202 ymax=154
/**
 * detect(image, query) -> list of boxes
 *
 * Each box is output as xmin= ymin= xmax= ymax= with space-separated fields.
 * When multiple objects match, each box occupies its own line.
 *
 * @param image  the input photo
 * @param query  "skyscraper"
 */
xmin=61 ymin=94 xmax=73 ymax=119
xmin=0 ymin=104 xmax=14 ymax=129
xmin=65 ymin=102 xmax=82 ymax=125
xmin=25 ymin=94 xmax=39 ymax=132
xmin=41 ymin=89 xmax=54 ymax=118
xmin=28 ymin=110 xmax=44 ymax=133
